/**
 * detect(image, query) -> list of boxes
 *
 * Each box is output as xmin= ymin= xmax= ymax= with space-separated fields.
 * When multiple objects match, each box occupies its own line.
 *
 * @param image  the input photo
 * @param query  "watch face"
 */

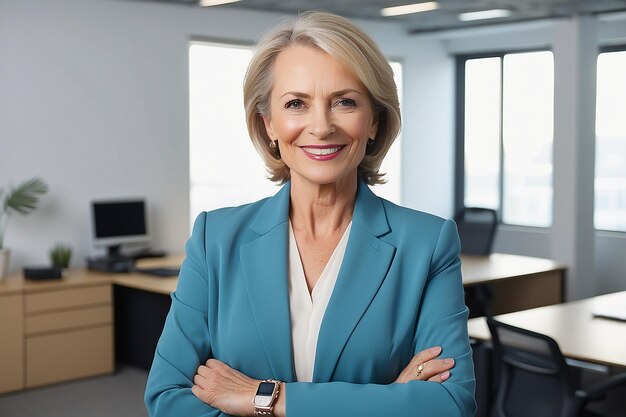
xmin=256 ymin=382 xmax=276 ymax=396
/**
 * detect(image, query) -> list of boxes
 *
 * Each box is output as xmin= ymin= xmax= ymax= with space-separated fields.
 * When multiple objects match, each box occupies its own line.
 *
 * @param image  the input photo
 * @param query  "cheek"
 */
xmin=348 ymin=114 xmax=375 ymax=142
xmin=271 ymin=115 xmax=305 ymax=141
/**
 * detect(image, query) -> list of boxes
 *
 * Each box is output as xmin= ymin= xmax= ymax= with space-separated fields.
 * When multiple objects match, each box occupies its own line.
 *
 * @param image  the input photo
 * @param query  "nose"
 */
xmin=308 ymin=106 xmax=334 ymax=139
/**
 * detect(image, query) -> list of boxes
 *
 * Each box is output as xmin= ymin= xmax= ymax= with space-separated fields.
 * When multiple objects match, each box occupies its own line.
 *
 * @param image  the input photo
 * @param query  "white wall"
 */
xmin=1 ymin=0 xmax=436 ymax=271
xmin=2 ymin=0 xmax=624 ymax=298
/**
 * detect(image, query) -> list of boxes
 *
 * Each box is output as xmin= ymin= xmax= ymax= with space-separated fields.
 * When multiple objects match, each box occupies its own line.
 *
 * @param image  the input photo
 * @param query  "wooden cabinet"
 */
xmin=24 ymin=283 xmax=114 ymax=388
xmin=0 ymin=272 xmax=114 ymax=392
xmin=0 ymin=293 xmax=24 ymax=393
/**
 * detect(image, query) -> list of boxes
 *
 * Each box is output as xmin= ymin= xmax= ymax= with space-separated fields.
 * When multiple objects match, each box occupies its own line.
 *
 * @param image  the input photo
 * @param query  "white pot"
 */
xmin=0 ymin=248 xmax=9 ymax=280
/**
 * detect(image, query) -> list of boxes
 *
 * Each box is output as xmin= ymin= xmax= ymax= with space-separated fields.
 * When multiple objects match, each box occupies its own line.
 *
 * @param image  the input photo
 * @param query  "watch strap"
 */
xmin=254 ymin=379 xmax=281 ymax=417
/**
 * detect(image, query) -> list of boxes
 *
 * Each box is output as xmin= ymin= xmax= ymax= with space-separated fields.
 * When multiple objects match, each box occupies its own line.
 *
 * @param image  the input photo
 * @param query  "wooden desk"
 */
xmin=468 ymin=291 xmax=626 ymax=368
xmin=461 ymin=253 xmax=565 ymax=315
xmin=122 ymin=253 xmax=566 ymax=313
xmin=112 ymin=255 xmax=183 ymax=295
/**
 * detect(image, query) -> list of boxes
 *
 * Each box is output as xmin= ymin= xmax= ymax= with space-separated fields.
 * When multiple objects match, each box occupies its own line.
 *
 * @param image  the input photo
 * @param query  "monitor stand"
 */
xmin=86 ymin=245 xmax=133 ymax=273
xmin=106 ymin=244 xmax=126 ymax=259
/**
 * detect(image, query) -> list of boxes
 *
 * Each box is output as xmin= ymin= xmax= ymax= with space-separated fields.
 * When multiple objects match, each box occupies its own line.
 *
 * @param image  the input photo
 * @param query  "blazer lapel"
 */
xmin=313 ymin=181 xmax=396 ymax=382
xmin=240 ymin=183 xmax=296 ymax=382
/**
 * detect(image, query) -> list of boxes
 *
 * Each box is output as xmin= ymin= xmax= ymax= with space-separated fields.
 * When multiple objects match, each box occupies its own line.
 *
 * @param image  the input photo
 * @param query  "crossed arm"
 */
xmin=191 ymin=345 xmax=455 ymax=416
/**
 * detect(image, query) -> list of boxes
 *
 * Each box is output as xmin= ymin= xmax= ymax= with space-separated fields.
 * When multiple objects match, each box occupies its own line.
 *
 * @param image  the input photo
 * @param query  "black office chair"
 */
xmin=487 ymin=317 xmax=626 ymax=417
xmin=454 ymin=207 xmax=497 ymax=256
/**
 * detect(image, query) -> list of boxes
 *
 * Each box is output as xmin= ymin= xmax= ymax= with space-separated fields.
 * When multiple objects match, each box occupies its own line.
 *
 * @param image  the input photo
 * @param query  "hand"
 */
xmin=192 ymin=358 xmax=259 ymax=416
xmin=394 ymin=346 xmax=455 ymax=384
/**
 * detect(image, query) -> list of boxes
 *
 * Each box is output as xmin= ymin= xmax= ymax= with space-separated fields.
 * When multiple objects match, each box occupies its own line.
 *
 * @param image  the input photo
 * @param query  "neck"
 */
xmin=289 ymin=173 xmax=357 ymax=238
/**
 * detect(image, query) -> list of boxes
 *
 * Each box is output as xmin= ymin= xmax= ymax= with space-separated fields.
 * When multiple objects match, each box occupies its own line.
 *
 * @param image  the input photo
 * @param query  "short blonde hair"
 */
xmin=243 ymin=11 xmax=401 ymax=185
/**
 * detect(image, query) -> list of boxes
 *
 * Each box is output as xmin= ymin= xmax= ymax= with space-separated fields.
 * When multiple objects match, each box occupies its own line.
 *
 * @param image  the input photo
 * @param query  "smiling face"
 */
xmin=262 ymin=45 xmax=378 ymax=190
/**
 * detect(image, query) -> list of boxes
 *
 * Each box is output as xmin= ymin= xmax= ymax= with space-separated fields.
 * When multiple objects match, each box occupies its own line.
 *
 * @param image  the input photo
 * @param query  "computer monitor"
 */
xmin=91 ymin=199 xmax=149 ymax=258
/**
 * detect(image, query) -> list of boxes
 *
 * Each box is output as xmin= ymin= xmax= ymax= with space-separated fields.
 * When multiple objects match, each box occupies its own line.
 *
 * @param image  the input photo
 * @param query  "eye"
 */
xmin=335 ymin=98 xmax=357 ymax=108
xmin=285 ymin=99 xmax=305 ymax=110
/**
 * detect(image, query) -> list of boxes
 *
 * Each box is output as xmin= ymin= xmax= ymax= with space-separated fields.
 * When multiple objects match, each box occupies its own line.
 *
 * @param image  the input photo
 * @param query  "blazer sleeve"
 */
xmin=285 ymin=219 xmax=477 ymax=417
xmin=144 ymin=212 xmax=225 ymax=417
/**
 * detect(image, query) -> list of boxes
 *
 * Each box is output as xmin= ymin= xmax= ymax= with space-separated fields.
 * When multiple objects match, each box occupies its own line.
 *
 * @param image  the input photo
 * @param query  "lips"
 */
xmin=300 ymin=145 xmax=346 ymax=161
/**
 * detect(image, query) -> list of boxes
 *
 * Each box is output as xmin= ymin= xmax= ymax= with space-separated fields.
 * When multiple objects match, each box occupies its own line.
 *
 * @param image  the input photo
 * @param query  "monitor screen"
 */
xmin=91 ymin=200 xmax=148 ymax=256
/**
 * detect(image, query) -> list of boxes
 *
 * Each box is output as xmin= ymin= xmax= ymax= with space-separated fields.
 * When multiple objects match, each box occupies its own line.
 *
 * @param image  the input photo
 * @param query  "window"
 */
xmin=457 ymin=51 xmax=554 ymax=227
xmin=595 ymin=48 xmax=626 ymax=232
xmin=189 ymin=41 xmax=403 ymax=229
xmin=189 ymin=42 xmax=273 ymax=229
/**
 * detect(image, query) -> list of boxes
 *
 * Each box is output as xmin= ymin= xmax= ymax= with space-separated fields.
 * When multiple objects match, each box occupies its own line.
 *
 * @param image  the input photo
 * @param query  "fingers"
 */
xmin=414 ymin=358 xmax=455 ymax=381
xmin=415 ymin=346 xmax=443 ymax=364
xmin=395 ymin=346 xmax=456 ymax=384
xmin=428 ymin=370 xmax=451 ymax=383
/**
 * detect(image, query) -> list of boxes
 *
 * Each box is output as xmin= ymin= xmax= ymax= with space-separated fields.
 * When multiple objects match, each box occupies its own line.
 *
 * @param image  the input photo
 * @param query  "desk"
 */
xmin=120 ymin=253 xmax=565 ymax=314
xmin=461 ymin=253 xmax=565 ymax=316
xmin=468 ymin=291 xmax=626 ymax=368
xmin=113 ymin=253 xmax=565 ymax=368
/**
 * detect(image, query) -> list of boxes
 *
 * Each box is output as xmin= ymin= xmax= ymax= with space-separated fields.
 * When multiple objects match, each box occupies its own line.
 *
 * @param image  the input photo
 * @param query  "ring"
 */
xmin=416 ymin=363 xmax=424 ymax=378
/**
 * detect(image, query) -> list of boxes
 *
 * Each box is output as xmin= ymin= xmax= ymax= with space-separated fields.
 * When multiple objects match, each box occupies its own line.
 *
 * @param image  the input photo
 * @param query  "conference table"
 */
xmin=468 ymin=290 xmax=626 ymax=369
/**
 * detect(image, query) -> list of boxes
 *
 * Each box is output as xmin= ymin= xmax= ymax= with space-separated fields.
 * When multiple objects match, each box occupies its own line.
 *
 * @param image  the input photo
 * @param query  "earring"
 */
xmin=269 ymin=140 xmax=281 ymax=160
xmin=367 ymin=138 xmax=375 ymax=146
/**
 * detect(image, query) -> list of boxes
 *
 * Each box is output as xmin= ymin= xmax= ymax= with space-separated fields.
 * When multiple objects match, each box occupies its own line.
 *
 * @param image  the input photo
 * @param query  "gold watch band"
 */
xmin=253 ymin=379 xmax=281 ymax=417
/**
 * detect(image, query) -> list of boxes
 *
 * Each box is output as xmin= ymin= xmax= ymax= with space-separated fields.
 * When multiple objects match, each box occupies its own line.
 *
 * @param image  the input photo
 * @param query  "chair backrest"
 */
xmin=454 ymin=207 xmax=497 ymax=256
xmin=487 ymin=318 xmax=581 ymax=417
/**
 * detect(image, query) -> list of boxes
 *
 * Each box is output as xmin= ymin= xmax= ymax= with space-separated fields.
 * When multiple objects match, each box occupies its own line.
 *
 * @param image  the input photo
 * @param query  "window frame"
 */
xmin=454 ymin=47 xmax=554 ymax=229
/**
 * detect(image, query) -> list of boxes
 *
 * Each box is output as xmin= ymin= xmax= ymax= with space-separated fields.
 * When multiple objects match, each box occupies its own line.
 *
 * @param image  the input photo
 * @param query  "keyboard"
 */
xmin=133 ymin=267 xmax=180 ymax=277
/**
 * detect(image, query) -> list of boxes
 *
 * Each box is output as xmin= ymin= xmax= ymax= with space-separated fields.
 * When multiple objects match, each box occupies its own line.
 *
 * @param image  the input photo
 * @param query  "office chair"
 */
xmin=454 ymin=207 xmax=498 ymax=256
xmin=487 ymin=317 xmax=626 ymax=417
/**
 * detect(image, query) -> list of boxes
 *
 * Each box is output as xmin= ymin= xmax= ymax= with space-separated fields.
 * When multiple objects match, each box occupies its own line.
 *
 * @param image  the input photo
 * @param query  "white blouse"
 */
xmin=288 ymin=221 xmax=352 ymax=382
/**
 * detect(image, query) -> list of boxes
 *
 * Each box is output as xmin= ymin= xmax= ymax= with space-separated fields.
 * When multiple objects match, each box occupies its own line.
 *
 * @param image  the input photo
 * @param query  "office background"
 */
xmin=1 ymin=0 xmax=625 ymax=301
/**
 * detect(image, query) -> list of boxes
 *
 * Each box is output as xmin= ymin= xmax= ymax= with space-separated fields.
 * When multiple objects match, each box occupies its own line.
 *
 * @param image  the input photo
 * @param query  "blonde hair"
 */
xmin=243 ymin=11 xmax=401 ymax=185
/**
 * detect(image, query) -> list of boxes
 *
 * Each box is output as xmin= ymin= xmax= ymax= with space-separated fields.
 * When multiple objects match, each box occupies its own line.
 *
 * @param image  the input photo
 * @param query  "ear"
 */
xmin=369 ymin=110 xmax=380 ymax=140
xmin=261 ymin=115 xmax=276 ymax=140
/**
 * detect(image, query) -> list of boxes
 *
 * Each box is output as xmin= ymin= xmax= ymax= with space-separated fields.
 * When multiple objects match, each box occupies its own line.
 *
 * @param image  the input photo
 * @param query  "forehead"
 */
xmin=270 ymin=45 xmax=366 ymax=93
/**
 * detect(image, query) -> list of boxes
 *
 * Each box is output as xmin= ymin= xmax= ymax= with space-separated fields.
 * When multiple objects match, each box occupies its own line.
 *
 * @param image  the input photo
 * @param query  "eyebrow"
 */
xmin=279 ymin=89 xmax=364 ymax=99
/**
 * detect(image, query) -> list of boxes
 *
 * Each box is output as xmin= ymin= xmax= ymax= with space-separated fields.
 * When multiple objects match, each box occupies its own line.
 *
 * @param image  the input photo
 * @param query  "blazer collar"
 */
xmin=241 ymin=180 xmax=394 ymax=383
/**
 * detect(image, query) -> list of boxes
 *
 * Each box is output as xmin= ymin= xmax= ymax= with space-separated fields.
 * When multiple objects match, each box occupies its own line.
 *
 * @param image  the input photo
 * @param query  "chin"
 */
xmin=294 ymin=170 xmax=357 ymax=187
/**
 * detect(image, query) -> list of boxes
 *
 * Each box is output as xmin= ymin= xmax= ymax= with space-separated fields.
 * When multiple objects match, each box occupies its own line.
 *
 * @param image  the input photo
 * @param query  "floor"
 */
xmin=0 ymin=365 xmax=148 ymax=417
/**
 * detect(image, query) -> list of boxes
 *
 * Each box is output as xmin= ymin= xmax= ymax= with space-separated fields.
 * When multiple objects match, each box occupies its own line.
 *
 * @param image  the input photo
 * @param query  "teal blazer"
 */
xmin=145 ymin=181 xmax=476 ymax=417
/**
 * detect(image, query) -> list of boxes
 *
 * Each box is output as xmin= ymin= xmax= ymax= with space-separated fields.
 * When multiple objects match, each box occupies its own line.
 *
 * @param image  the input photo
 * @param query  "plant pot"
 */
xmin=0 ymin=248 xmax=9 ymax=280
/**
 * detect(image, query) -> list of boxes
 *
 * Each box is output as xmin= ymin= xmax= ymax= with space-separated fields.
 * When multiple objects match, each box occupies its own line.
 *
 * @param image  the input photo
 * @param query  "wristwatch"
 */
xmin=253 ymin=379 xmax=281 ymax=416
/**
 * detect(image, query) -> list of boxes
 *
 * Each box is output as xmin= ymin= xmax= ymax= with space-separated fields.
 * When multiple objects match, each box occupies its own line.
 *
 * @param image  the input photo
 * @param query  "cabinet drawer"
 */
xmin=26 ymin=305 xmax=112 ymax=335
xmin=26 ymin=325 xmax=114 ymax=388
xmin=26 ymin=285 xmax=111 ymax=314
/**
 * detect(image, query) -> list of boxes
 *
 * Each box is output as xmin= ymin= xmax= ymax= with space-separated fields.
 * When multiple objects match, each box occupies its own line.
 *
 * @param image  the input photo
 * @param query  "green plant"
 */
xmin=0 ymin=177 xmax=49 ymax=249
xmin=50 ymin=244 xmax=72 ymax=268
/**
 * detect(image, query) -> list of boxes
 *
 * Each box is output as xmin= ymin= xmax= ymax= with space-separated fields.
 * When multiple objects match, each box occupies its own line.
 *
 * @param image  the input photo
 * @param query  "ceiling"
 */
xmin=136 ymin=0 xmax=626 ymax=33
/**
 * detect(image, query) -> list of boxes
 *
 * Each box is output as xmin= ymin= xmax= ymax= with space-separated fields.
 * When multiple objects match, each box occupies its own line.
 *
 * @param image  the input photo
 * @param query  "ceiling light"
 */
xmin=458 ymin=9 xmax=512 ymax=22
xmin=381 ymin=2 xmax=439 ymax=17
xmin=199 ymin=0 xmax=241 ymax=6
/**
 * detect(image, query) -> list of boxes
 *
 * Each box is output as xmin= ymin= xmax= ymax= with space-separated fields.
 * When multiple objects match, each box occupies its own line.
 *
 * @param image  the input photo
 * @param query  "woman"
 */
xmin=145 ymin=11 xmax=476 ymax=417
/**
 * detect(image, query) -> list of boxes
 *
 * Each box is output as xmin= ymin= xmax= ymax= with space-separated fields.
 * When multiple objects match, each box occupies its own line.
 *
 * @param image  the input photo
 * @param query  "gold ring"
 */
xmin=416 ymin=363 xmax=424 ymax=378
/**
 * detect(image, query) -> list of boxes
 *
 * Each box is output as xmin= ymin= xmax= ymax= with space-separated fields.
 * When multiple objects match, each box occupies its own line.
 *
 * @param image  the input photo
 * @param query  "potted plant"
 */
xmin=50 ymin=244 xmax=72 ymax=269
xmin=0 ymin=177 xmax=49 ymax=279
